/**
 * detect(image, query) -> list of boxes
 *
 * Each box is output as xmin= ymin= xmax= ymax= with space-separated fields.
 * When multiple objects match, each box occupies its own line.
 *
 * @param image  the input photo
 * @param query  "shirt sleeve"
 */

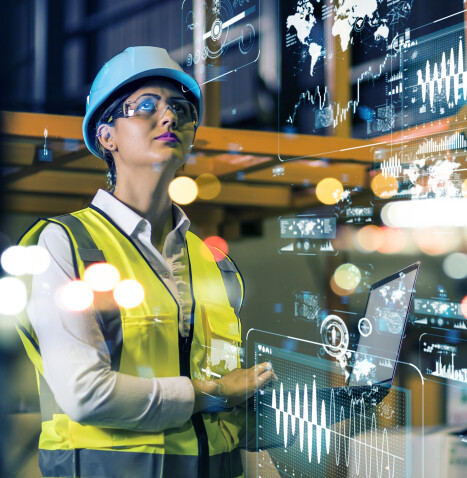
xmin=27 ymin=223 xmax=195 ymax=432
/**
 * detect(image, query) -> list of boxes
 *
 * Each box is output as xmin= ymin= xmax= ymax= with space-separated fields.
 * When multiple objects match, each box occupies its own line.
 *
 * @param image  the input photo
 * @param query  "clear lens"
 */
xmin=123 ymin=94 xmax=198 ymax=127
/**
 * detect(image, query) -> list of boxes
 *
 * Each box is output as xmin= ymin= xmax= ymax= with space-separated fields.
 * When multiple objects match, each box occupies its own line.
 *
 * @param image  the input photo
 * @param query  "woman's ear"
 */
xmin=96 ymin=124 xmax=117 ymax=152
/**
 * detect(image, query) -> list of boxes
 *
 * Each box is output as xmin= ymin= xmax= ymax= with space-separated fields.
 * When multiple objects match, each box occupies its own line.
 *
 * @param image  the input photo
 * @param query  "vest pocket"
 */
xmin=120 ymin=313 xmax=179 ymax=378
xmin=194 ymin=302 xmax=241 ymax=381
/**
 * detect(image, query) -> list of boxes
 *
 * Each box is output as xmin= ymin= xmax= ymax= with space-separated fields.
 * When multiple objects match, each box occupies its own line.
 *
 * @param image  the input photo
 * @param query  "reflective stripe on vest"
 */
xmin=17 ymin=206 xmax=245 ymax=478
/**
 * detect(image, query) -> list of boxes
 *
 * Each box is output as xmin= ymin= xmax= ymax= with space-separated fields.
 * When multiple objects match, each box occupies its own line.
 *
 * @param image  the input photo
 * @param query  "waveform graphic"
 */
xmin=269 ymin=380 xmax=402 ymax=478
xmin=416 ymin=131 xmax=467 ymax=155
xmin=454 ymin=321 xmax=467 ymax=330
xmin=431 ymin=352 xmax=467 ymax=383
xmin=417 ymin=39 xmax=467 ymax=108
xmin=381 ymin=155 xmax=402 ymax=178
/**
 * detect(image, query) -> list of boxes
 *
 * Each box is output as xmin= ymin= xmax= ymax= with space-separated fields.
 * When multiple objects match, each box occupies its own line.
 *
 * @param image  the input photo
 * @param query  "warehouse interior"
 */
xmin=1 ymin=1 xmax=467 ymax=477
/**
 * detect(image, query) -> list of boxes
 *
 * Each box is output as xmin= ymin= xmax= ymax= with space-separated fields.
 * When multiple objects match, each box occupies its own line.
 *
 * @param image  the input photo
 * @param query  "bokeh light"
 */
xmin=462 ymin=179 xmax=467 ymax=198
xmin=330 ymin=275 xmax=356 ymax=296
xmin=334 ymin=263 xmax=361 ymax=290
xmin=57 ymin=280 xmax=94 ymax=312
xmin=202 ymin=236 xmax=229 ymax=262
xmin=84 ymin=263 xmax=121 ymax=292
xmin=462 ymin=296 xmax=467 ymax=319
xmin=443 ymin=252 xmax=467 ymax=279
xmin=0 ymin=277 xmax=27 ymax=315
xmin=168 ymin=176 xmax=198 ymax=205
xmin=356 ymin=225 xmax=384 ymax=252
xmin=413 ymin=228 xmax=461 ymax=255
xmin=377 ymin=227 xmax=406 ymax=254
xmin=113 ymin=279 xmax=145 ymax=309
xmin=196 ymin=173 xmax=221 ymax=200
xmin=371 ymin=173 xmax=398 ymax=199
xmin=26 ymin=245 xmax=51 ymax=275
xmin=1 ymin=245 xmax=29 ymax=276
xmin=316 ymin=178 xmax=344 ymax=205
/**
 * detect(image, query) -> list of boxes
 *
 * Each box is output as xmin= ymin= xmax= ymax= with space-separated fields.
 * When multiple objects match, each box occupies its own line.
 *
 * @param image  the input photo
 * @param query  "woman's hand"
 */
xmin=192 ymin=362 xmax=277 ymax=414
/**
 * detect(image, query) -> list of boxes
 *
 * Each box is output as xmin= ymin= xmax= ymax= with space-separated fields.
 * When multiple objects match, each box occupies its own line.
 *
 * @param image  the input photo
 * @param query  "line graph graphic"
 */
xmin=420 ymin=334 xmax=467 ymax=386
xmin=269 ymin=379 xmax=401 ymax=478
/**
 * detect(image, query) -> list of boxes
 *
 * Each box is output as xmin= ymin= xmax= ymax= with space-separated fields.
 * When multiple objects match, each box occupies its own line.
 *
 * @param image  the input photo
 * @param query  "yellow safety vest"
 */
xmin=16 ymin=205 xmax=246 ymax=478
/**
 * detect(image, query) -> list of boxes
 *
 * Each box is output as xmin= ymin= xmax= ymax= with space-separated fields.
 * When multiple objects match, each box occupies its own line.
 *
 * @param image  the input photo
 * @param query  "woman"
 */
xmin=16 ymin=47 xmax=276 ymax=478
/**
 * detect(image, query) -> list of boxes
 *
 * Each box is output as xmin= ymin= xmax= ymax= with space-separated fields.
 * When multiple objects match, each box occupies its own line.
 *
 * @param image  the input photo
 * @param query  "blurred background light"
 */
xmin=377 ymin=227 xmax=407 ymax=254
xmin=84 ymin=263 xmax=120 ymax=292
xmin=1 ymin=246 xmax=29 ymax=276
xmin=443 ymin=252 xmax=467 ymax=279
xmin=330 ymin=275 xmax=356 ymax=296
xmin=381 ymin=198 xmax=467 ymax=228
xmin=371 ymin=173 xmax=398 ymax=199
xmin=168 ymin=176 xmax=198 ymax=205
xmin=316 ymin=178 xmax=344 ymax=205
xmin=413 ymin=228 xmax=462 ymax=255
xmin=195 ymin=173 xmax=221 ymax=200
xmin=25 ymin=245 xmax=50 ymax=275
xmin=203 ymin=236 xmax=229 ymax=262
xmin=57 ymin=280 xmax=94 ymax=312
xmin=0 ymin=277 xmax=27 ymax=315
xmin=461 ymin=296 xmax=467 ymax=319
xmin=356 ymin=225 xmax=384 ymax=252
xmin=113 ymin=279 xmax=145 ymax=309
xmin=334 ymin=263 xmax=361 ymax=290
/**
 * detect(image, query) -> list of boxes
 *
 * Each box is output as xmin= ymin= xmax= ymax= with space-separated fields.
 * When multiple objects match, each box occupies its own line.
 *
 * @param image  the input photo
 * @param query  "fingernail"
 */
xmin=266 ymin=362 xmax=272 ymax=371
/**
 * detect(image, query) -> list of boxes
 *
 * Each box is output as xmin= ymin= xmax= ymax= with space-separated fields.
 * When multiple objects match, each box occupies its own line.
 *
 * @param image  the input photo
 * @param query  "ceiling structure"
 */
xmin=0 ymin=111 xmax=456 ymax=218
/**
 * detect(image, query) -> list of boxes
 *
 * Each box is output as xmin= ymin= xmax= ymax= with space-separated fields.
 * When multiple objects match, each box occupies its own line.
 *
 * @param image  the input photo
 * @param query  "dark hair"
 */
xmin=92 ymin=77 xmax=196 ymax=190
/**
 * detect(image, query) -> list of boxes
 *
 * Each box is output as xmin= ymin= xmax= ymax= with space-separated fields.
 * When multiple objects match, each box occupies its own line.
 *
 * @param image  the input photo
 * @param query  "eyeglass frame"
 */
xmin=96 ymin=93 xmax=199 ymax=137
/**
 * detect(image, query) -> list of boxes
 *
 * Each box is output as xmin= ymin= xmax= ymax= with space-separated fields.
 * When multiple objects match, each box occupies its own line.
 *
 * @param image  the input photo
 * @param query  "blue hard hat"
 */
xmin=82 ymin=46 xmax=203 ymax=158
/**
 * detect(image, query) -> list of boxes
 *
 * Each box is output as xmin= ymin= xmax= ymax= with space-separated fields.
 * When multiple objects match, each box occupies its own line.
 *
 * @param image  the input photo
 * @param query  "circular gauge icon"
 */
xmin=358 ymin=317 xmax=372 ymax=337
xmin=320 ymin=314 xmax=349 ymax=358
xmin=204 ymin=1 xmax=234 ymax=60
xmin=239 ymin=24 xmax=255 ymax=54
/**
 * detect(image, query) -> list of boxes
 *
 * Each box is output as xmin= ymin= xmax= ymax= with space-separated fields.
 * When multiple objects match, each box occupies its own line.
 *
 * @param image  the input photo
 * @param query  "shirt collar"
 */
xmin=91 ymin=189 xmax=191 ymax=238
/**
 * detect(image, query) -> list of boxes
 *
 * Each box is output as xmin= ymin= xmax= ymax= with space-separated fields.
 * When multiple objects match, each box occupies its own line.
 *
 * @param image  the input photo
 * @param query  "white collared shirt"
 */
xmin=26 ymin=189 xmax=195 ymax=432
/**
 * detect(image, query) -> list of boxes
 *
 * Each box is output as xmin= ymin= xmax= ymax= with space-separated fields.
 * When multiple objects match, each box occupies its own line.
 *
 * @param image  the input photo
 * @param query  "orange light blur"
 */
xmin=412 ymin=228 xmax=460 ymax=255
xmin=377 ymin=227 xmax=406 ymax=254
xmin=371 ymin=173 xmax=398 ymax=199
xmin=462 ymin=179 xmax=467 ymax=198
xmin=316 ymin=178 xmax=344 ymax=205
xmin=461 ymin=296 xmax=467 ymax=319
xmin=357 ymin=225 xmax=384 ymax=252
xmin=196 ymin=173 xmax=221 ymax=200
xmin=202 ymin=236 xmax=229 ymax=262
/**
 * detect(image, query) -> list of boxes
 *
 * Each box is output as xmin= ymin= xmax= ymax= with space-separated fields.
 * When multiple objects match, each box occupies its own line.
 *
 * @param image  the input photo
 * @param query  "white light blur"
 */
xmin=57 ymin=280 xmax=94 ymax=312
xmin=26 ymin=245 xmax=51 ymax=275
xmin=1 ymin=245 xmax=29 ymax=276
xmin=381 ymin=199 xmax=467 ymax=228
xmin=1 ymin=245 xmax=50 ymax=276
xmin=84 ymin=263 xmax=120 ymax=292
xmin=113 ymin=280 xmax=145 ymax=309
xmin=443 ymin=253 xmax=467 ymax=280
xmin=0 ymin=277 xmax=28 ymax=315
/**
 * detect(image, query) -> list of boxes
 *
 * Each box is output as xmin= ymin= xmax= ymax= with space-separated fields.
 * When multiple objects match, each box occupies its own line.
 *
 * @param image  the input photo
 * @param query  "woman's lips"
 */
xmin=155 ymin=132 xmax=180 ymax=142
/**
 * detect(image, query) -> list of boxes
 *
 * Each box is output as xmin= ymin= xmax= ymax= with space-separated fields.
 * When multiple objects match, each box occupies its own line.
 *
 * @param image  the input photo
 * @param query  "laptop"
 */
xmin=348 ymin=261 xmax=421 ymax=388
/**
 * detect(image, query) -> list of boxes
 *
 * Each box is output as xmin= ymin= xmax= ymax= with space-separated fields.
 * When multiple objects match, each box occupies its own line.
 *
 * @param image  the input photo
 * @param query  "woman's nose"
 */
xmin=159 ymin=105 xmax=178 ymax=129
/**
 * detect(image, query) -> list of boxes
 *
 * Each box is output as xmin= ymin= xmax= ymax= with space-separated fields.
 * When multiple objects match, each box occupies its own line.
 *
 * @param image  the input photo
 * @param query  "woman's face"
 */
xmin=110 ymin=78 xmax=196 ymax=173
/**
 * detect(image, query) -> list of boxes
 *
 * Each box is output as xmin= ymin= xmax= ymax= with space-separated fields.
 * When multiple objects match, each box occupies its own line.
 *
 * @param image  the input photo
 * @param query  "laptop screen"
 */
xmin=348 ymin=262 xmax=420 ymax=387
